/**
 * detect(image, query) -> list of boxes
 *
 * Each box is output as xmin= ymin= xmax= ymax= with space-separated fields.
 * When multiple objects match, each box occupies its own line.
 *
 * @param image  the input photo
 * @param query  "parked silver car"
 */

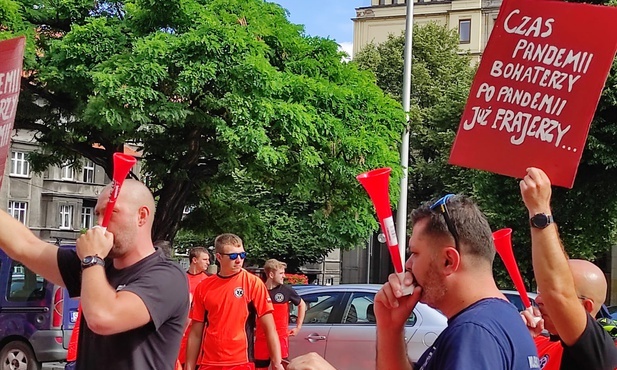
xmin=288 ymin=284 xmax=447 ymax=370
xmin=501 ymin=289 xmax=538 ymax=311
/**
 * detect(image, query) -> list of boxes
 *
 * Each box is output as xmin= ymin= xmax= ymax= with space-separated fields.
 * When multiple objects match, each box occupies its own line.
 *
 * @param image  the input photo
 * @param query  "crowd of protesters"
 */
xmin=0 ymin=167 xmax=615 ymax=370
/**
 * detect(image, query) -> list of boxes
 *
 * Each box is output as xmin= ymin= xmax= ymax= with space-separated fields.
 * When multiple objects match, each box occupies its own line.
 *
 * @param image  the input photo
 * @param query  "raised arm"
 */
xmin=0 ymin=210 xmax=63 ymax=286
xmin=375 ymin=272 xmax=421 ymax=370
xmin=78 ymin=228 xmax=151 ymax=335
xmin=520 ymin=167 xmax=587 ymax=345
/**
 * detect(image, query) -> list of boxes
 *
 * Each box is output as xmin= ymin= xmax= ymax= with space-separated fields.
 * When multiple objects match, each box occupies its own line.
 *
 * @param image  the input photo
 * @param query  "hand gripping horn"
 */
xmin=100 ymin=153 xmax=137 ymax=228
xmin=357 ymin=168 xmax=413 ymax=295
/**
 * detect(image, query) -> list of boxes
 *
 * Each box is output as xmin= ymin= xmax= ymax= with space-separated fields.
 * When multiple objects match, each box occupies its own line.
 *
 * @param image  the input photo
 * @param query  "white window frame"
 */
xmin=59 ymin=205 xmax=74 ymax=230
xmin=10 ymin=151 xmax=30 ymax=177
xmin=8 ymin=201 xmax=27 ymax=224
xmin=61 ymin=163 xmax=75 ymax=180
xmin=459 ymin=19 xmax=471 ymax=44
xmin=83 ymin=160 xmax=95 ymax=183
xmin=81 ymin=206 xmax=94 ymax=229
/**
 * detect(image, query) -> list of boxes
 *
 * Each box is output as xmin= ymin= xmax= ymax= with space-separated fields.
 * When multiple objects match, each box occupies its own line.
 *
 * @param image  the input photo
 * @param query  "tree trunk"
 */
xmin=152 ymin=178 xmax=193 ymax=244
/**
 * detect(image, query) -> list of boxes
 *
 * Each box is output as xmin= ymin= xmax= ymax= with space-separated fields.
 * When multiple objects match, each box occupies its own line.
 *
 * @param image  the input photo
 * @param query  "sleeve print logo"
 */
xmin=274 ymin=293 xmax=285 ymax=303
xmin=234 ymin=287 xmax=244 ymax=298
xmin=539 ymin=354 xmax=549 ymax=369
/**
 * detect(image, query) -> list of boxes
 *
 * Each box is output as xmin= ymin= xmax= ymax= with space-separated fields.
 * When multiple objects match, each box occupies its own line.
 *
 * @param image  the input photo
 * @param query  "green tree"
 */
xmin=6 ymin=0 xmax=405 ymax=267
xmin=355 ymin=19 xmax=617 ymax=291
xmin=355 ymin=23 xmax=477 ymax=210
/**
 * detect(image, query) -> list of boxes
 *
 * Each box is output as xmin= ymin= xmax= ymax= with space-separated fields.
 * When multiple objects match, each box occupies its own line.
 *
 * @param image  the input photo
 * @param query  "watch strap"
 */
xmin=82 ymin=255 xmax=105 ymax=269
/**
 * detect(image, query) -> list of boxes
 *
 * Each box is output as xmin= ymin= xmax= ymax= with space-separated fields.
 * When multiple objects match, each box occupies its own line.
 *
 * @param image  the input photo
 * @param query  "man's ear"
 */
xmin=582 ymin=298 xmax=594 ymax=314
xmin=137 ymin=206 xmax=150 ymax=226
xmin=443 ymin=247 xmax=461 ymax=275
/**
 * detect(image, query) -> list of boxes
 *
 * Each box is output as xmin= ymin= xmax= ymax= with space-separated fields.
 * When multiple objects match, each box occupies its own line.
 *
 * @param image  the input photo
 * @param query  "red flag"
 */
xmin=0 ymin=36 xmax=26 ymax=188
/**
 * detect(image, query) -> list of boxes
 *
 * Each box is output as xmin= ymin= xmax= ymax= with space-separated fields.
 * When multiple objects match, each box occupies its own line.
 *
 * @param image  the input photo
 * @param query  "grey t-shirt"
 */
xmin=58 ymin=248 xmax=189 ymax=370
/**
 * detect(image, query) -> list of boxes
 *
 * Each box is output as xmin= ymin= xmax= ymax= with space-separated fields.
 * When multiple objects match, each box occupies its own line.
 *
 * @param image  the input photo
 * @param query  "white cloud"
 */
xmin=338 ymin=42 xmax=354 ymax=62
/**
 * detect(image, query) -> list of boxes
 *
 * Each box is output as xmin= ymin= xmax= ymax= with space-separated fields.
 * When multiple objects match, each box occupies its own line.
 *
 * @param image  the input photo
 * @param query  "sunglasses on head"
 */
xmin=220 ymin=251 xmax=247 ymax=260
xmin=430 ymin=194 xmax=460 ymax=252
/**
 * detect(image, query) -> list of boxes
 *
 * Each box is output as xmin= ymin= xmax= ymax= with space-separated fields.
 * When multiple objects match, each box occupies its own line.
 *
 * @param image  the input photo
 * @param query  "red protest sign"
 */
xmin=448 ymin=0 xmax=617 ymax=188
xmin=0 ymin=37 xmax=26 ymax=188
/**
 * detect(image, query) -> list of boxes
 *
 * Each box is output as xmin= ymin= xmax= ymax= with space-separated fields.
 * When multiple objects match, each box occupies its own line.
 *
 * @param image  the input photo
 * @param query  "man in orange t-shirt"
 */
xmin=254 ymin=259 xmax=305 ymax=370
xmin=177 ymin=247 xmax=212 ymax=369
xmin=185 ymin=234 xmax=283 ymax=370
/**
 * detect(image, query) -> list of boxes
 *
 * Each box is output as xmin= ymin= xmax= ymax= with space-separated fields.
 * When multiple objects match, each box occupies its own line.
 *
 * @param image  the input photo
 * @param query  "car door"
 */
xmin=324 ymin=291 xmax=422 ymax=370
xmin=322 ymin=291 xmax=374 ymax=370
xmin=288 ymin=291 xmax=345 ymax=360
xmin=3 ymin=259 xmax=50 ymax=331
xmin=405 ymin=303 xmax=447 ymax=362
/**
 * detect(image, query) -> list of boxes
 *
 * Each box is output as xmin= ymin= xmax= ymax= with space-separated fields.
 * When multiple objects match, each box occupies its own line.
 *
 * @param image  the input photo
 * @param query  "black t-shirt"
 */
xmin=255 ymin=283 xmax=302 ymax=340
xmin=58 ymin=248 xmax=189 ymax=370
xmin=561 ymin=313 xmax=617 ymax=370
xmin=269 ymin=284 xmax=302 ymax=306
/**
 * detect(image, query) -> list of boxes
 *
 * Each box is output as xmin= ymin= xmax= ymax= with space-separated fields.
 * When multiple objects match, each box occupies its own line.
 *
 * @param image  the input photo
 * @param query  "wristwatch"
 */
xmin=81 ymin=255 xmax=105 ymax=269
xmin=530 ymin=213 xmax=554 ymax=229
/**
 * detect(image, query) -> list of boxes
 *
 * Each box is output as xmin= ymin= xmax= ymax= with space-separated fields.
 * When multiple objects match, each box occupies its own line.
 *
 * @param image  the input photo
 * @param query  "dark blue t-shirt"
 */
xmin=416 ymin=298 xmax=539 ymax=370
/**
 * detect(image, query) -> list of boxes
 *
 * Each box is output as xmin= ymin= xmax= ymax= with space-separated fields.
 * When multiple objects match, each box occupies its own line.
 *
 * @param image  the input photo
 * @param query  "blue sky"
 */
xmin=269 ymin=1 xmax=372 ymax=56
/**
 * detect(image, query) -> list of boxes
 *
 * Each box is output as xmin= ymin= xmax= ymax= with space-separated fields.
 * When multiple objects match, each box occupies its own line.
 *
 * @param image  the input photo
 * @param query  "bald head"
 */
xmin=569 ymin=259 xmax=607 ymax=316
xmin=100 ymin=179 xmax=156 ymax=227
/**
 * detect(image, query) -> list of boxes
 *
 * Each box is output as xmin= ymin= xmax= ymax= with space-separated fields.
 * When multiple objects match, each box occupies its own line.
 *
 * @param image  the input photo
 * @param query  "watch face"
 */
xmin=531 ymin=214 xmax=549 ymax=228
xmin=83 ymin=256 xmax=94 ymax=264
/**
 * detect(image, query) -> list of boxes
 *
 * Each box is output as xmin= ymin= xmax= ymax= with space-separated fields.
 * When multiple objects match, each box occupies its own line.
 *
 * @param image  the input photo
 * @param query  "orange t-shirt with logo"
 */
xmin=190 ymin=269 xmax=273 ymax=366
xmin=535 ymin=335 xmax=563 ymax=370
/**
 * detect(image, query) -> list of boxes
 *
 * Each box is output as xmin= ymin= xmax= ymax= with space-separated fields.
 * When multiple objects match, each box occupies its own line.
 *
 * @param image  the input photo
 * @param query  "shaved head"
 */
xmin=97 ymin=179 xmax=156 ymax=258
xmin=569 ymin=259 xmax=607 ymax=316
xmin=117 ymin=180 xmax=155 ymax=224
xmin=101 ymin=179 xmax=155 ymax=225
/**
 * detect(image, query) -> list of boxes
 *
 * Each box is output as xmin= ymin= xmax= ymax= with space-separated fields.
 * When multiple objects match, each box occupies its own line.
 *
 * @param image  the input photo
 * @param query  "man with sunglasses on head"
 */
xmin=519 ymin=167 xmax=617 ymax=370
xmin=185 ymin=233 xmax=284 ymax=370
xmin=374 ymin=194 xmax=538 ymax=370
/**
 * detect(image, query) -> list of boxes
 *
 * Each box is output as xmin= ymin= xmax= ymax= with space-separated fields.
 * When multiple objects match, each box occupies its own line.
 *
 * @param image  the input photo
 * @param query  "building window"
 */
xmin=59 ymin=205 xmax=73 ymax=230
xmin=459 ymin=19 xmax=471 ymax=44
xmin=8 ymin=201 xmax=27 ymax=224
xmin=61 ymin=163 xmax=75 ymax=180
xmin=81 ymin=207 xmax=94 ymax=229
xmin=10 ymin=151 xmax=30 ymax=177
xmin=82 ymin=160 xmax=95 ymax=183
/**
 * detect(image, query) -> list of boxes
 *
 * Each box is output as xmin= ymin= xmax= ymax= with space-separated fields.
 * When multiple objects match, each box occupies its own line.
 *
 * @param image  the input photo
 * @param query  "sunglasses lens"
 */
xmin=240 ymin=252 xmax=247 ymax=259
xmin=229 ymin=253 xmax=238 ymax=260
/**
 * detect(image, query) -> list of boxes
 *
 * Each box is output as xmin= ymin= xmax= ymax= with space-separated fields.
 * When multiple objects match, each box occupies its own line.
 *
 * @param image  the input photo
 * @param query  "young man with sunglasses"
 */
xmin=185 ymin=233 xmax=284 ymax=370
xmin=374 ymin=194 xmax=538 ymax=370
xmin=519 ymin=167 xmax=617 ymax=370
